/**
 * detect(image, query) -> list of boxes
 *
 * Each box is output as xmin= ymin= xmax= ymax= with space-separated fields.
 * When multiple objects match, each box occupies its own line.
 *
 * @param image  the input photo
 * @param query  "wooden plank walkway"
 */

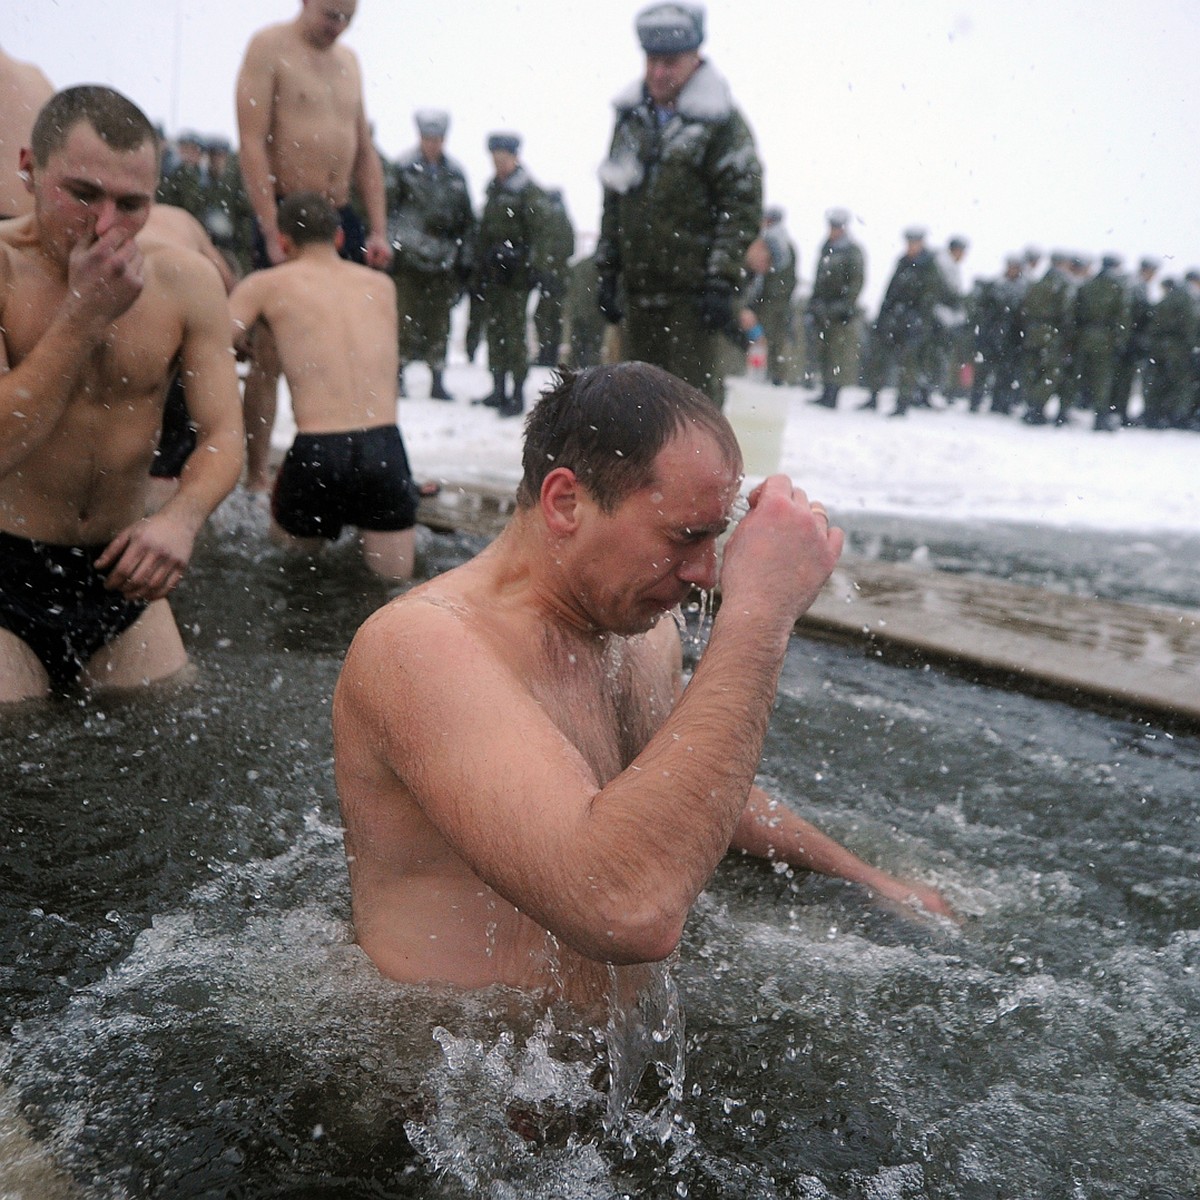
xmin=417 ymin=483 xmax=1200 ymax=727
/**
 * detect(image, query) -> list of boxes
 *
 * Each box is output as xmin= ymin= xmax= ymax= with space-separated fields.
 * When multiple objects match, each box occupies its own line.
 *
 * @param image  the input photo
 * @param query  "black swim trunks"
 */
xmin=0 ymin=531 xmax=148 ymax=691
xmin=252 ymin=200 xmax=367 ymax=270
xmin=271 ymin=424 xmax=418 ymax=540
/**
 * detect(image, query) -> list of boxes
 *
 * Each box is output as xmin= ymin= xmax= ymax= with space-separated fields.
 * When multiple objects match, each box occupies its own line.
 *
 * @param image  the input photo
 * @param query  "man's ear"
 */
xmin=333 ymin=226 xmax=346 ymax=252
xmin=540 ymin=467 xmax=582 ymax=534
xmin=17 ymin=148 xmax=34 ymax=191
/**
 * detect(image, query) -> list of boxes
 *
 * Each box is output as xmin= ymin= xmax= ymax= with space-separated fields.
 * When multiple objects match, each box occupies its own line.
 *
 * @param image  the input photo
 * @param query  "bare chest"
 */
xmin=528 ymin=635 xmax=676 ymax=786
xmin=273 ymin=53 xmax=360 ymax=128
xmin=4 ymin=260 xmax=182 ymax=401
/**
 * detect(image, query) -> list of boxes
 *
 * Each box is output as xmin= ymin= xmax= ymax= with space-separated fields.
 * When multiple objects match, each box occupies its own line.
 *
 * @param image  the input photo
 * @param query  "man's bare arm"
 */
xmin=235 ymin=34 xmax=283 ymax=265
xmin=227 ymin=272 xmax=268 ymax=357
xmin=352 ymin=104 xmax=391 ymax=270
xmin=337 ymin=477 xmax=841 ymax=966
xmin=731 ymin=786 xmax=958 ymax=920
xmin=0 ymin=225 xmax=145 ymax=478
xmin=95 ymin=251 xmax=243 ymax=599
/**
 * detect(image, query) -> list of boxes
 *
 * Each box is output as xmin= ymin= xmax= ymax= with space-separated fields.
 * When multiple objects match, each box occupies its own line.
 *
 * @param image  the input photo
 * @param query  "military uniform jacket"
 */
xmin=387 ymin=150 xmax=476 ymax=277
xmin=1075 ymin=269 xmax=1131 ymax=334
xmin=156 ymin=164 xmax=208 ymax=222
xmin=809 ymin=237 xmax=865 ymax=323
xmin=1021 ymin=267 xmax=1075 ymax=337
xmin=1148 ymin=286 xmax=1199 ymax=351
xmin=595 ymin=59 xmax=763 ymax=300
xmin=876 ymin=249 xmax=953 ymax=335
xmin=476 ymin=166 xmax=550 ymax=292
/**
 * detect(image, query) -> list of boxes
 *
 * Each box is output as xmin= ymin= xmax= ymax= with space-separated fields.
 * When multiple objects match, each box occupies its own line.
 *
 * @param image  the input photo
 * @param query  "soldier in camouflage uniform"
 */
xmin=201 ymin=139 xmax=256 ymax=278
xmin=596 ymin=2 xmax=762 ymax=407
xmin=531 ymin=188 xmax=576 ymax=367
xmin=860 ymin=227 xmax=955 ymax=418
xmin=967 ymin=256 xmax=1025 ymax=414
xmin=387 ymin=109 xmax=476 ymax=401
xmin=471 ymin=132 xmax=550 ymax=418
xmin=1072 ymin=254 xmax=1132 ymax=431
xmin=1110 ymin=257 xmax=1159 ymax=426
xmin=806 ymin=207 xmax=864 ymax=409
xmin=1143 ymin=277 xmax=1199 ymax=429
xmin=156 ymin=131 xmax=208 ymax=219
xmin=750 ymin=206 xmax=798 ymax=386
xmin=1019 ymin=252 xmax=1076 ymax=425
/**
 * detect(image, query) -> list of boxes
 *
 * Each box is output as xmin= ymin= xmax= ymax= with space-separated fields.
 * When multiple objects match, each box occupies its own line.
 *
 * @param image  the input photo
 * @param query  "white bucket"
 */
xmin=724 ymin=377 xmax=789 ymax=478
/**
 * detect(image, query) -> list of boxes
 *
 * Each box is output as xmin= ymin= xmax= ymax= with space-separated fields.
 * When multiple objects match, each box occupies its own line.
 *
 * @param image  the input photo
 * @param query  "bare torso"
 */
xmin=0 ymin=218 xmax=198 ymax=543
xmin=232 ymin=248 xmax=398 ymax=433
xmin=333 ymin=539 xmax=681 ymax=1008
xmin=0 ymin=52 xmax=53 ymax=218
xmin=243 ymin=24 xmax=364 ymax=205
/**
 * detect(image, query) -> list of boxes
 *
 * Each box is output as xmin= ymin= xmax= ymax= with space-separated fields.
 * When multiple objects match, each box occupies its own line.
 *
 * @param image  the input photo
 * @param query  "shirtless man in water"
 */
xmin=334 ymin=362 xmax=954 ymax=1009
xmin=0 ymin=86 xmax=243 ymax=702
xmin=236 ymin=0 xmax=391 ymax=491
xmin=229 ymin=193 xmax=417 ymax=581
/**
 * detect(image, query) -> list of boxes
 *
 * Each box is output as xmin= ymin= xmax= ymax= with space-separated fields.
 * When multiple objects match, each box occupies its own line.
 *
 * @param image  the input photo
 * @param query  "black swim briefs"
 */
xmin=271 ymin=424 xmax=419 ymax=541
xmin=0 ymin=531 xmax=148 ymax=690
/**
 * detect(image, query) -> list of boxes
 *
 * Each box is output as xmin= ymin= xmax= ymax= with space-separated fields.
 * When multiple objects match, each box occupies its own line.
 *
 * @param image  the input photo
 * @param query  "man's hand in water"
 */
xmin=97 ymin=511 xmax=197 ymax=602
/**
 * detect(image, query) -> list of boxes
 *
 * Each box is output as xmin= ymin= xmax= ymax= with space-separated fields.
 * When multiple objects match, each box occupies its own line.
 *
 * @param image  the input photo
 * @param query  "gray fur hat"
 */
xmin=415 ymin=108 xmax=450 ymax=138
xmin=636 ymin=3 xmax=705 ymax=54
xmin=487 ymin=131 xmax=521 ymax=155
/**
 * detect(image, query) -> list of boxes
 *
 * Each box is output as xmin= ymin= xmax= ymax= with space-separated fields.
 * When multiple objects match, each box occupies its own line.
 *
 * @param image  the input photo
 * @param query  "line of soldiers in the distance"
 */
xmin=741 ymin=219 xmax=1200 ymax=433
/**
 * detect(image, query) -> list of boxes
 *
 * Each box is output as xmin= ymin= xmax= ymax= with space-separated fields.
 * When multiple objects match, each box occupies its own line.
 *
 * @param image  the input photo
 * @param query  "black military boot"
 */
xmin=857 ymin=391 xmax=879 ymax=411
xmin=430 ymin=368 xmax=452 ymax=401
xmin=810 ymin=386 xmax=838 ymax=409
xmin=474 ymin=370 xmax=506 ymax=408
xmin=499 ymin=373 xmax=525 ymax=419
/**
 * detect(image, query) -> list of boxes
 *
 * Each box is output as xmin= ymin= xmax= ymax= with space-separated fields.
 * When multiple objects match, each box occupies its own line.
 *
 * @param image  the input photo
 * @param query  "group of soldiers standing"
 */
xmin=761 ymin=215 xmax=1200 ymax=433
xmin=964 ymin=251 xmax=1199 ymax=432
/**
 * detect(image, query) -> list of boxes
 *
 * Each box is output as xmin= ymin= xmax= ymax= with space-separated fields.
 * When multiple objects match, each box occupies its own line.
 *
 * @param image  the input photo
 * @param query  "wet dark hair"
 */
xmin=30 ymin=85 xmax=158 ymax=167
xmin=277 ymin=191 xmax=341 ymax=245
xmin=517 ymin=362 xmax=742 ymax=512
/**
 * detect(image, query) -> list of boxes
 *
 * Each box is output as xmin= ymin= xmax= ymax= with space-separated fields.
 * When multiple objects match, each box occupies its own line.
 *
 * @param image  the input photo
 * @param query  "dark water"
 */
xmin=1 ymin=499 xmax=1197 ymax=1198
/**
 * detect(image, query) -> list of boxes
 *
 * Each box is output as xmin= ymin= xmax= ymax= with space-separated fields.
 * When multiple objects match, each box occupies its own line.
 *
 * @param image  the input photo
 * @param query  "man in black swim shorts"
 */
xmin=0 ymin=533 xmax=148 ymax=692
xmin=229 ymin=193 xmax=418 ymax=581
xmin=0 ymin=87 xmax=243 ymax=702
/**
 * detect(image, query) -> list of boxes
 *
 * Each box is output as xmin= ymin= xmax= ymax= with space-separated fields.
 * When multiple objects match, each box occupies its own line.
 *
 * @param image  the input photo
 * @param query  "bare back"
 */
xmin=230 ymin=248 xmax=399 ymax=433
xmin=0 ymin=51 xmax=53 ymax=217
xmin=333 ymin=537 xmax=681 ymax=1008
xmin=237 ymin=23 xmax=364 ymax=205
xmin=0 ymin=222 xmax=229 ymax=543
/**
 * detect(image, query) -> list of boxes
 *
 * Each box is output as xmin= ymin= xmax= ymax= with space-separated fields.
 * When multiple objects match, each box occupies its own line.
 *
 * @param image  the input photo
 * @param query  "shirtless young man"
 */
xmin=236 ymin=0 xmax=392 ymax=492
xmin=0 ymin=46 xmax=53 ymax=219
xmin=334 ymin=362 xmax=955 ymax=1010
xmin=0 ymin=87 xmax=244 ymax=703
xmin=228 ymin=193 xmax=417 ymax=581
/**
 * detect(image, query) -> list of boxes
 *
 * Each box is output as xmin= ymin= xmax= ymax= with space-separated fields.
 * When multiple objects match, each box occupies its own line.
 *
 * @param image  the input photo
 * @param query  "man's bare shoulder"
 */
xmin=142 ymin=237 xmax=226 ymax=300
xmin=241 ymin=21 xmax=293 ymax=63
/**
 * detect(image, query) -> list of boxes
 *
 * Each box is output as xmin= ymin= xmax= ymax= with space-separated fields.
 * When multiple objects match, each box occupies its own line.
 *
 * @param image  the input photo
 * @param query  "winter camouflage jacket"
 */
xmin=595 ymin=59 xmax=762 ymax=300
xmin=387 ymin=149 xmax=476 ymax=277
xmin=475 ymin=166 xmax=551 ymax=293
xmin=808 ymin=236 xmax=865 ymax=324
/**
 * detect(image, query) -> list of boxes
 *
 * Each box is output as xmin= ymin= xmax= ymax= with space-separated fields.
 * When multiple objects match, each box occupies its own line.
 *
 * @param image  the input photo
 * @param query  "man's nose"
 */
xmin=92 ymin=198 xmax=119 ymax=235
xmin=677 ymin=541 xmax=719 ymax=591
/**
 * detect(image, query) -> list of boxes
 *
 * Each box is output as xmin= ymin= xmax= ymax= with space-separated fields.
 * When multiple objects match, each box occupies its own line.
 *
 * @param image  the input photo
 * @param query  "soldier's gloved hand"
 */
xmin=597 ymin=273 xmax=623 ymax=324
xmin=699 ymin=279 xmax=735 ymax=332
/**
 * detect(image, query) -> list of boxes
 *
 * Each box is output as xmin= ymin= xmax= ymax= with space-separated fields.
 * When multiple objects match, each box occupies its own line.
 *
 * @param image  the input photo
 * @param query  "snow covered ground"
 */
xmin=273 ymin=359 xmax=1198 ymax=538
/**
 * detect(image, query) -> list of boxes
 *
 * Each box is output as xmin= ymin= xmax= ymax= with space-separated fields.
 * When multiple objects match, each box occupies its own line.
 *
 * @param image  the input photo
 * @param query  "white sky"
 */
xmin=8 ymin=1 xmax=1199 ymax=305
